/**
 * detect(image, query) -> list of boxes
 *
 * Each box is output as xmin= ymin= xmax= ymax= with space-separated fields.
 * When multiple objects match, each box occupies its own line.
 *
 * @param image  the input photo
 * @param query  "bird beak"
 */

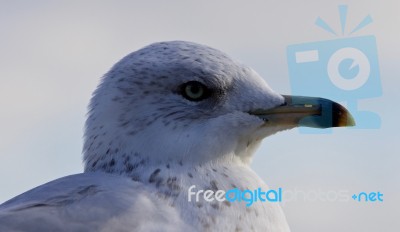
xmin=249 ymin=95 xmax=355 ymax=128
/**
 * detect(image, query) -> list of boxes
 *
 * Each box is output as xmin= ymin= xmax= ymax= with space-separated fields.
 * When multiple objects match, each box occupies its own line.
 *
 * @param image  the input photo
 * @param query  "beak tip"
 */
xmin=333 ymin=102 xmax=356 ymax=128
xmin=337 ymin=113 xmax=356 ymax=127
xmin=347 ymin=115 xmax=356 ymax=127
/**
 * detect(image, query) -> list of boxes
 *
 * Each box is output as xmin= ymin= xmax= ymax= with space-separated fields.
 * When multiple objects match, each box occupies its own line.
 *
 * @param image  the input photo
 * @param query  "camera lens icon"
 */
xmin=327 ymin=47 xmax=370 ymax=91
xmin=287 ymin=36 xmax=382 ymax=130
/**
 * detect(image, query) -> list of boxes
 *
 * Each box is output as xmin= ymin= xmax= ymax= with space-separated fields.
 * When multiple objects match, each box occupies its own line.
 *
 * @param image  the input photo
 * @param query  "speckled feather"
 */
xmin=0 ymin=41 xmax=291 ymax=232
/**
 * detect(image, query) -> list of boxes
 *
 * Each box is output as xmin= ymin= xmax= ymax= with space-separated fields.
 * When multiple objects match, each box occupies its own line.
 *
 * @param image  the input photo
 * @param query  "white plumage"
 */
xmin=0 ymin=41 xmax=354 ymax=231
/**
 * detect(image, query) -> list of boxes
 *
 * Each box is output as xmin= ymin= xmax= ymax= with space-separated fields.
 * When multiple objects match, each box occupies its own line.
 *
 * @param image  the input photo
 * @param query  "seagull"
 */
xmin=0 ymin=41 xmax=354 ymax=232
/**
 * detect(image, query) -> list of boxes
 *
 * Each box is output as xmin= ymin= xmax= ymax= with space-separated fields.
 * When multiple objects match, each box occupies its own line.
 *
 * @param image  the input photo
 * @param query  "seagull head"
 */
xmin=83 ymin=41 xmax=354 ymax=170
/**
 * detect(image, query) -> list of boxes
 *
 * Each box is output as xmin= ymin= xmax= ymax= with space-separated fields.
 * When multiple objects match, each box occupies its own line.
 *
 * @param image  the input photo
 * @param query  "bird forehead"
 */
xmin=122 ymin=41 xmax=233 ymax=68
xmin=111 ymin=41 xmax=242 ymax=88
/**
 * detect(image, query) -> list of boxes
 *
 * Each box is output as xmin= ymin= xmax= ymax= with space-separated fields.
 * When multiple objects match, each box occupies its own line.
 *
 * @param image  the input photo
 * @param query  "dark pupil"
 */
xmin=190 ymin=85 xmax=201 ymax=94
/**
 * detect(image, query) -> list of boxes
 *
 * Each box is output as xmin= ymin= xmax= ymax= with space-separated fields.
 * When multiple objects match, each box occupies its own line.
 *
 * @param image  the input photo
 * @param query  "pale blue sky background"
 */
xmin=0 ymin=1 xmax=399 ymax=231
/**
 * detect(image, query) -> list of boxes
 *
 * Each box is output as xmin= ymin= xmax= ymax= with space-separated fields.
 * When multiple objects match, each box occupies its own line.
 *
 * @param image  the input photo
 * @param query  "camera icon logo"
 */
xmin=287 ymin=5 xmax=381 ymax=133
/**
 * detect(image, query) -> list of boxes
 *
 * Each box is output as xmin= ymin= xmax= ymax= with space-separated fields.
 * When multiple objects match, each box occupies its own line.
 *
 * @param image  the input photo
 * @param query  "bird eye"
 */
xmin=180 ymin=81 xmax=210 ymax=101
